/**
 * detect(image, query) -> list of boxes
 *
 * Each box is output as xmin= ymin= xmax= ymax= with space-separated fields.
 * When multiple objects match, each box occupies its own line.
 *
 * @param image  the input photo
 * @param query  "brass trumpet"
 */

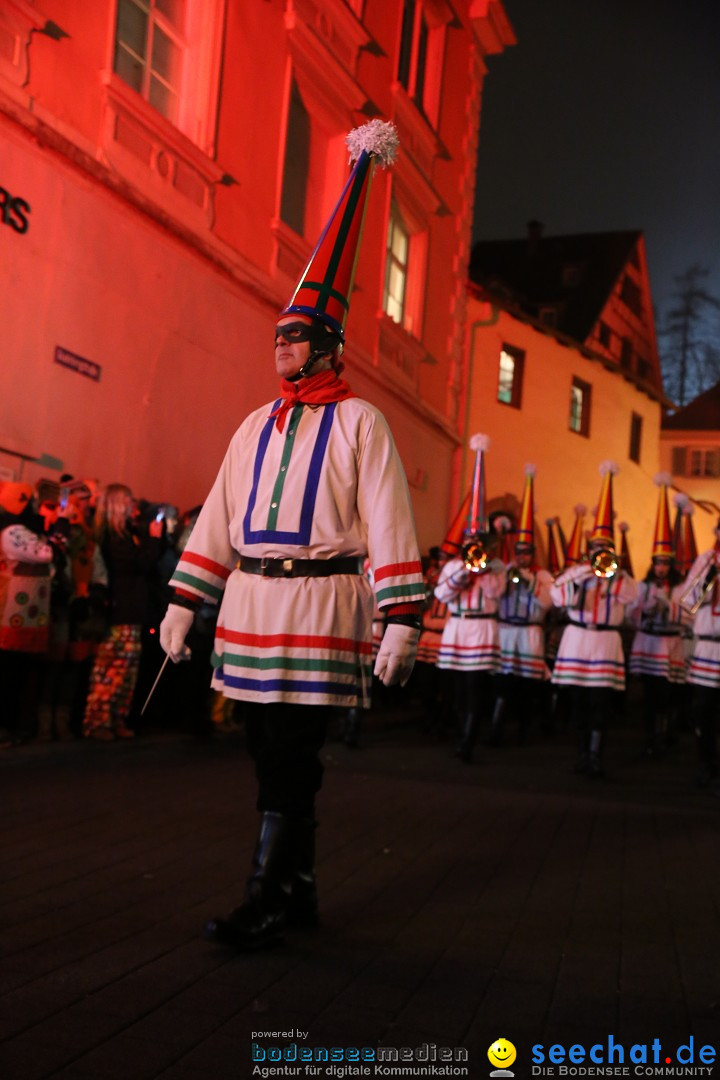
xmin=462 ymin=538 xmax=489 ymax=574
xmin=590 ymin=547 xmax=618 ymax=579
xmin=507 ymin=565 xmax=521 ymax=585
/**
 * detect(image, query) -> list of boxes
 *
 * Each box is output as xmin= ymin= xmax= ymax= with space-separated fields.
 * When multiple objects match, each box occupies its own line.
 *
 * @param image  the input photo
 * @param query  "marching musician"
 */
xmin=435 ymin=435 xmax=505 ymax=763
xmin=551 ymin=463 xmax=638 ymax=777
xmin=679 ymin=516 xmax=720 ymax=786
xmin=627 ymin=475 xmax=688 ymax=757
xmin=490 ymin=465 xmax=552 ymax=746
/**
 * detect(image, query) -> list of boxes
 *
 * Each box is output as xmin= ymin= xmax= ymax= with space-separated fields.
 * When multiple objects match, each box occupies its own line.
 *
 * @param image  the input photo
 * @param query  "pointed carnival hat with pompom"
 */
xmin=590 ymin=461 xmax=619 ymax=547
xmin=280 ymin=119 xmax=399 ymax=340
xmin=673 ymin=493 xmax=697 ymax=575
xmin=440 ymin=489 xmax=472 ymax=559
xmin=618 ymin=522 xmax=634 ymax=576
xmin=516 ymin=464 xmax=537 ymax=549
xmin=651 ymin=472 xmax=674 ymax=559
xmin=466 ymin=433 xmax=491 ymax=537
xmin=565 ymin=504 xmax=587 ymax=566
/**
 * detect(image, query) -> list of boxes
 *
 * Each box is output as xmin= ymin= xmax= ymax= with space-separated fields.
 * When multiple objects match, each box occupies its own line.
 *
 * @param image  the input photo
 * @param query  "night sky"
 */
xmin=472 ymin=0 xmax=720 ymax=326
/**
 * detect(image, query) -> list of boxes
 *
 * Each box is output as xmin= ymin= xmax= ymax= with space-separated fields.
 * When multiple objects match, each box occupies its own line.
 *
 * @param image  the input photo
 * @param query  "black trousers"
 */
xmin=569 ymin=686 xmax=621 ymax=744
xmin=244 ymin=703 xmax=330 ymax=819
xmin=692 ymin=684 xmax=719 ymax=770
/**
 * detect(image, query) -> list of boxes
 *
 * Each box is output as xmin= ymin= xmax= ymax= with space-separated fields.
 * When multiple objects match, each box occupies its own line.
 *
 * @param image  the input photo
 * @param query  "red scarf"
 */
xmin=269 ymin=369 xmax=356 ymax=433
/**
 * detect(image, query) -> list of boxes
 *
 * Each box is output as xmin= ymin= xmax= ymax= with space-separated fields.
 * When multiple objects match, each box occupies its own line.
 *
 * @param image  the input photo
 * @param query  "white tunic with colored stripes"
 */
xmin=682 ymin=550 xmax=720 ymax=688
xmin=169 ymin=396 xmax=424 ymax=707
xmin=434 ymin=559 xmax=505 ymax=672
xmin=498 ymin=568 xmax=552 ymax=680
xmin=550 ymin=562 xmax=638 ymax=690
xmin=628 ymin=580 xmax=688 ymax=683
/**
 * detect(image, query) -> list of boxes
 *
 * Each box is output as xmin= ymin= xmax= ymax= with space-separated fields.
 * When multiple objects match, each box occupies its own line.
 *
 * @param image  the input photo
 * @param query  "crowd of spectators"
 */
xmin=0 ymin=476 xmax=219 ymax=746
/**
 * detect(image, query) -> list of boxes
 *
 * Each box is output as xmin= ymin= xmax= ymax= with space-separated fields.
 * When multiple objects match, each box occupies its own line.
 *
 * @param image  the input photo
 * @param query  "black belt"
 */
xmin=499 ymin=620 xmax=536 ymax=627
xmin=451 ymin=612 xmax=497 ymax=620
xmin=569 ymin=622 xmax=619 ymax=632
xmin=640 ymin=629 xmax=682 ymax=638
xmin=698 ymin=634 xmax=720 ymax=642
xmin=237 ymin=555 xmax=363 ymax=578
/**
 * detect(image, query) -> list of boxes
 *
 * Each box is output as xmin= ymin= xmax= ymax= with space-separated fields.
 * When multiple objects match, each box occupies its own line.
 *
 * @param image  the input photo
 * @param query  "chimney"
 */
xmin=527 ymin=219 xmax=544 ymax=257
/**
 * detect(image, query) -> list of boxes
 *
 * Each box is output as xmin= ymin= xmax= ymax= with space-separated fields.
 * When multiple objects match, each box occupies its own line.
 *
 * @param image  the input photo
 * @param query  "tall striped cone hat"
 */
xmin=565 ymin=504 xmax=587 ymax=565
xmin=591 ymin=461 xmax=619 ymax=546
xmin=546 ymin=517 xmax=564 ymax=575
xmin=618 ymin=522 xmax=634 ymax=576
xmin=516 ymin=464 xmax=536 ymax=548
xmin=494 ymin=514 xmax=514 ymax=563
xmin=440 ymin=489 xmax=471 ymax=558
xmin=280 ymin=119 xmax=399 ymax=338
xmin=466 ymin=433 xmax=491 ymax=536
xmin=652 ymin=473 xmax=674 ymax=559
xmin=673 ymin=493 xmax=697 ymax=575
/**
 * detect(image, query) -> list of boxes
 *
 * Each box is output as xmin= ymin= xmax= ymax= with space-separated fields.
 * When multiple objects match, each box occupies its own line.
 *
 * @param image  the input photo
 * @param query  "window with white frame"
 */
xmin=114 ymin=0 xmax=185 ymax=125
xmin=569 ymin=377 xmax=591 ymax=436
xmin=497 ymin=345 xmax=524 ymax=408
xmin=111 ymin=0 xmax=222 ymax=152
xmin=384 ymin=205 xmax=410 ymax=325
xmin=689 ymin=448 xmax=720 ymax=478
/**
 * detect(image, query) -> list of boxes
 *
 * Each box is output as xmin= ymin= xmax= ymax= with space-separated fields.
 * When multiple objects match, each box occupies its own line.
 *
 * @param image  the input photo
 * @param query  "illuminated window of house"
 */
xmin=396 ymin=0 xmax=446 ymax=128
xmin=629 ymin=412 xmax=642 ymax=463
xmin=114 ymin=0 xmax=185 ymax=125
xmin=497 ymin=346 xmax=524 ymax=408
xmin=689 ymin=449 xmax=720 ymax=478
xmin=569 ymin=377 xmax=591 ymax=436
xmin=280 ymin=79 xmax=310 ymax=237
xmin=384 ymin=206 xmax=410 ymax=325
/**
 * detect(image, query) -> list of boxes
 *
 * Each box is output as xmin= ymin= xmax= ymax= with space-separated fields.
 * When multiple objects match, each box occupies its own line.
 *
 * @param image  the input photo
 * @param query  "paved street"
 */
xmin=1 ymin=704 xmax=719 ymax=1079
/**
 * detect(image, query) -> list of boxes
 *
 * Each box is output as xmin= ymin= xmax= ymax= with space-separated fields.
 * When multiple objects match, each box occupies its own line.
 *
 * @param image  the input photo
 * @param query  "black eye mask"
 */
xmin=274 ymin=322 xmax=316 ymax=345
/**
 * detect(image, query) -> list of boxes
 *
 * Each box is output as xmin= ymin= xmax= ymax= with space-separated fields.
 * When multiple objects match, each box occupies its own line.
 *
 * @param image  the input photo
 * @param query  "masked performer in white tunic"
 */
xmin=551 ymin=463 xmax=638 ymax=777
xmin=435 ymin=436 xmax=505 ymax=762
xmin=159 ymin=122 xmax=425 ymax=950
xmin=490 ymin=466 xmax=552 ymax=746
xmin=679 ymin=517 xmax=720 ymax=786
xmin=628 ymin=475 xmax=688 ymax=756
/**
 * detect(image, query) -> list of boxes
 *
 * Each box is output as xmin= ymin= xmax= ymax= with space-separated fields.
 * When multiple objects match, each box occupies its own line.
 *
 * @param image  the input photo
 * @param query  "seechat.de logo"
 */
xmin=488 ymin=1037 xmax=517 ymax=1077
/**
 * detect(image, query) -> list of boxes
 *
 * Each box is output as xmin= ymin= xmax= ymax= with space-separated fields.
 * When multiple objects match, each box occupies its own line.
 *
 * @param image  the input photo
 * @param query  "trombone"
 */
xmin=680 ymin=562 xmax=718 ymax=615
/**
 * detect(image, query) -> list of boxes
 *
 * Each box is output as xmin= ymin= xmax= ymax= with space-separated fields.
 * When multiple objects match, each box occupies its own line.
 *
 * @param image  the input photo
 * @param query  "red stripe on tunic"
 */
xmin=216 ymin=627 xmax=373 ymax=653
xmin=373 ymin=560 xmax=423 ymax=582
xmin=179 ymin=551 xmax=231 ymax=580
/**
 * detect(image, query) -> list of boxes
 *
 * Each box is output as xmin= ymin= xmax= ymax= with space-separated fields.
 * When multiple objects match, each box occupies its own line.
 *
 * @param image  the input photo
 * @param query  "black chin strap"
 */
xmin=291 ymin=351 xmax=327 ymax=380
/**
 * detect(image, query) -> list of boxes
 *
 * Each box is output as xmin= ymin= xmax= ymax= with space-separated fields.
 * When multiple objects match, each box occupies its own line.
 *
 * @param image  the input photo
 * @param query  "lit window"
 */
xmin=114 ymin=0 xmax=185 ymax=125
xmin=569 ymin=377 xmax=591 ymax=436
xmin=280 ymin=79 xmax=310 ymax=237
xmin=384 ymin=206 xmax=410 ymax=325
xmin=497 ymin=346 xmax=524 ymax=408
xmin=629 ymin=413 xmax=642 ymax=463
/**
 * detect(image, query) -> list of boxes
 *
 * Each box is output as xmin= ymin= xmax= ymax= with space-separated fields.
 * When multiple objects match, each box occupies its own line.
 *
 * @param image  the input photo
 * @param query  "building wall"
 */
xmin=462 ymin=297 xmax=664 ymax=569
xmin=660 ymin=429 xmax=720 ymax=552
xmin=0 ymin=0 xmax=513 ymax=553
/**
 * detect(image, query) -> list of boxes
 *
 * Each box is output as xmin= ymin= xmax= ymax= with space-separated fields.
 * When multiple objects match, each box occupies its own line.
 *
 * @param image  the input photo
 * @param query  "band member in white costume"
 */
xmin=491 ymin=466 xmax=552 ymax=745
xmin=435 ymin=435 xmax=505 ymax=762
xmin=628 ymin=475 xmax=688 ymax=756
xmin=159 ymin=122 xmax=425 ymax=950
xmin=679 ymin=518 xmax=720 ymax=785
xmin=551 ymin=463 xmax=638 ymax=776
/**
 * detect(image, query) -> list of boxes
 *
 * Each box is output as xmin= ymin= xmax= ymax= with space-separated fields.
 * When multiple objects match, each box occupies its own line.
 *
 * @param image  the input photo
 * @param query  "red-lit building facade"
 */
xmin=0 ymin=0 xmax=514 ymax=550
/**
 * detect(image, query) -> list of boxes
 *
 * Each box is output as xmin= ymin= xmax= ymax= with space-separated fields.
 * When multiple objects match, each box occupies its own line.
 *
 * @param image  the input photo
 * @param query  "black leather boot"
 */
xmin=456 ymin=712 xmax=479 ymax=763
xmin=203 ymin=811 xmax=290 ymax=950
xmin=285 ymin=818 xmax=319 ymax=928
xmin=484 ymin=697 xmax=506 ymax=747
xmin=343 ymin=707 xmax=361 ymax=748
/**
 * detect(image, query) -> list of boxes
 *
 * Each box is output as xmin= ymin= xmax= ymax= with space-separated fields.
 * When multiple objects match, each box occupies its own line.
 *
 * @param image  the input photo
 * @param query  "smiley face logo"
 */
xmin=488 ymin=1038 xmax=517 ymax=1072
